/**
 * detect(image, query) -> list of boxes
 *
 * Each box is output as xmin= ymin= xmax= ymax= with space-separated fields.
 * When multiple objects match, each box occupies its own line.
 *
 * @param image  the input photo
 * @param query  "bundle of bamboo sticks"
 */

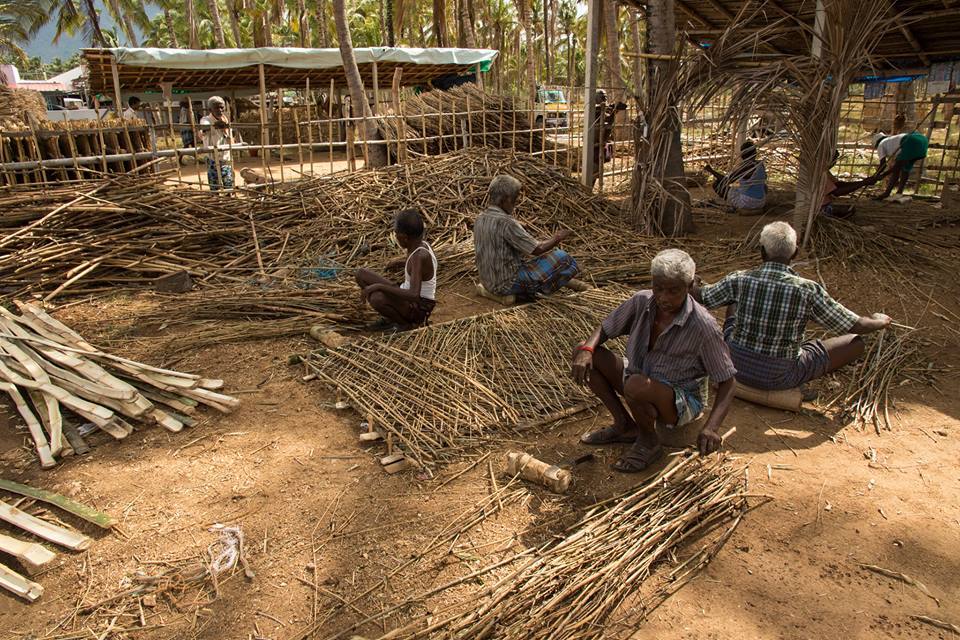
xmin=0 ymin=300 xmax=240 ymax=468
xmin=826 ymin=328 xmax=930 ymax=433
xmin=305 ymin=288 xmax=629 ymax=468
xmin=378 ymin=84 xmax=572 ymax=162
xmin=325 ymin=453 xmax=749 ymax=640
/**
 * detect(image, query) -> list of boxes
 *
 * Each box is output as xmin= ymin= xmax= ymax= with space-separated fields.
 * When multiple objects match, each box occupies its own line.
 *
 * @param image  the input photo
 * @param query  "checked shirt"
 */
xmin=700 ymin=262 xmax=859 ymax=359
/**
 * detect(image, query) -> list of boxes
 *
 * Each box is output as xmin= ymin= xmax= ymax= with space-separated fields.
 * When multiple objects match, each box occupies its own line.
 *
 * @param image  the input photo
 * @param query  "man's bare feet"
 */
xmin=580 ymin=424 xmax=639 ymax=445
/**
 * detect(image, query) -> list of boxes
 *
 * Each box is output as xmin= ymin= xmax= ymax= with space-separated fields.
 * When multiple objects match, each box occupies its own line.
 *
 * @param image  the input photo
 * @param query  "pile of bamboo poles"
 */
xmin=0 ymin=300 xmax=240 ymax=468
xmin=326 ymin=452 xmax=749 ymax=640
xmin=305 ymin=288 xmax=628 ymax=468
xmin=379 ymin=84 xmax=574 ymax=165
xmin=0 ymin=150 xmax=619 ymax=304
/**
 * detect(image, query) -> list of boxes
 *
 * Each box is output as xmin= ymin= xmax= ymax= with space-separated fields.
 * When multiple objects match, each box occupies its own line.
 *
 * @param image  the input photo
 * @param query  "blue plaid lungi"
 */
xmin=723 ymin=314 xmax=830 ymax=390
xmin=207 ymin=160 xmax=234 ymax=191
xmin=508 ymin=249 xmax=579 ymax=298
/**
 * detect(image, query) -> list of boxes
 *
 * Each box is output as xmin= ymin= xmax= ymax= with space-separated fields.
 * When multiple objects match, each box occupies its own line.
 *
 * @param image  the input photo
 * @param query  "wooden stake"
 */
xmin=258 ymin=64 xmax=270 ymax=179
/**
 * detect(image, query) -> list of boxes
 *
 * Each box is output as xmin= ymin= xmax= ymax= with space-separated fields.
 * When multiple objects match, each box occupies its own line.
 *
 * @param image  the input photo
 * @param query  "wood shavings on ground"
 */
xmin=305 ymin=288 xmax=629 ymax=468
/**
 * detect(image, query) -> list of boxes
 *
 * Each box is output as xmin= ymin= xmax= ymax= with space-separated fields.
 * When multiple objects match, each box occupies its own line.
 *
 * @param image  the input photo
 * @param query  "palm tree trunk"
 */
xmin=81 ymin=0 xmax=108 ymax=46
xmin=432 ymin=0 xmax=447 ymax=46
xmin=122 ymin=14 xmax=140 ymax=46
xmin=542 ymin=0 xmax=550 ymax=84
xmin=185 ymin=0 xmax=200 ymax=48
xmin=386 ymin=0 xmax=395 ymax=45
xmin=645 ymin=0 xmax=690 ymax=234
xmin=629 ymin=8 xmax=642 ymax=96
xmin=207 ymin=0 xmax=227 ymax=47
xmin=603 ymin=0 xmax=623 ymax=97
xmin=319 ymin=0 xmax=331 ymax=46
xmin=163 ymin=7 xmax=180 ymax=47
xmin=228 ymin=0 xmax=243 ymax=46
xmin=518 ymin=0 xmax=536 ymax=105
xmin=333 ymin=0 xmax=386 ymax=166
xmin=467 ymin=0 xmax=477 ymax=47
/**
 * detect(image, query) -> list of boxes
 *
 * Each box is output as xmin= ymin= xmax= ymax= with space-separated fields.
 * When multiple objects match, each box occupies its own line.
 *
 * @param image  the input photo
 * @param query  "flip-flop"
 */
xmin=580 ymin=425 xmax=638 ymax=445
xmin=611 ymin=443 xmax=664 ymax=473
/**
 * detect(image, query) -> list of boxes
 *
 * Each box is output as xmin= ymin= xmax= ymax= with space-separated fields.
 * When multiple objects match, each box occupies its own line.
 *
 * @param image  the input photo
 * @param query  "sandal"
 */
xmin=580 ymin=425 xmax=639 ymax=445
xmin=611 ymin=443 xmax=664 ymax=473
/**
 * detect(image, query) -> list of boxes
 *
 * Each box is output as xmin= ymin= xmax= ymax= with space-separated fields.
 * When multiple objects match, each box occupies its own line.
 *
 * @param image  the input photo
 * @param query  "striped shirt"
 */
xmin=601 ymin=291 xmax=736 ymax=396
xmin=474 ymin=205 xmax=538 ymax=295
xmin=700 ymin=262 xmax=859 ymax=359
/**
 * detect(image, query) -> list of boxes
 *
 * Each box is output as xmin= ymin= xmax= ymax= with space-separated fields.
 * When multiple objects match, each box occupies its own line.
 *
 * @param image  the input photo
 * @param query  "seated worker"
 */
xmin=474 ymin=175 xmax=579 ymax=300
xmin=572 ymin=249 xmax=737 ymax=472
xmin=704 ymin=140 xmax=768 ymax=211
xmin=872 ymin=131 xmax=929 ymax=199
xmin=356 ymin=209 xmax=437 ymax=330
xmin=821 ymin=150 xmax=885 ymax=218
xmin=697 ymin=221 xmax=892 ymax=392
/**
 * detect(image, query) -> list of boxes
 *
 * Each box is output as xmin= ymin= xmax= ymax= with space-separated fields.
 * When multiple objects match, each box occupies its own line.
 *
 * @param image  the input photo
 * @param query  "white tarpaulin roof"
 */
xmin=83 ymin=47 xmax=498 ymax=92
xmin=108 ymin=47 xmax=498 ymax=70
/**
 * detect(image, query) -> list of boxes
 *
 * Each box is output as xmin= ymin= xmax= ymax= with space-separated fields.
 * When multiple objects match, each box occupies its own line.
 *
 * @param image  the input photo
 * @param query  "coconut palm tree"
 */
xmin=0 ymin=0 xmax=46 ymax=62
xmin=40 ymin=0 xmax=108 ymax=47
xmin=206 ymin=0 xmax=227 ymax=47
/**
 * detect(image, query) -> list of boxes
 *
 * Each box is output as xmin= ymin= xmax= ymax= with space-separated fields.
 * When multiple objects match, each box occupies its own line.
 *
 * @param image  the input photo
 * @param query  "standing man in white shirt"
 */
xmin=199 ymin=96 xmax=235 ymax=191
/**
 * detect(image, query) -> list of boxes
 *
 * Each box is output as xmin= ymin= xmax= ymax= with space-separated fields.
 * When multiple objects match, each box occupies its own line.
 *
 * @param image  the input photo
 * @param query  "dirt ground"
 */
xmin=0 ymin=194 xmax=958 ymax=640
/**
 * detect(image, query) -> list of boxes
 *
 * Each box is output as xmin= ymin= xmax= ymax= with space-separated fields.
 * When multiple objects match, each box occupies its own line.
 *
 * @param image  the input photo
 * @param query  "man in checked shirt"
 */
xmin=571 ymin=249 xmax=737 ymax=472
xmin=695 ymin=221 xmax=892 ymax=395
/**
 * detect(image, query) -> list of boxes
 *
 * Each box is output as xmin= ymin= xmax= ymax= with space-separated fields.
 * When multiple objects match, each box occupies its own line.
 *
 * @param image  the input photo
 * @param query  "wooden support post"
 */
xmin=277 ymin=88 xmax=286 ymax=183
xmin=916 ymin=96 xmax=940 ymax=193
xmin=92 ymin=96 xmax=109 ymax=175
xmin=163 ymin=83 xmax=182 ymax=185
xmin=581 ymin=0 xmax=602 ymax=187
xmin=258 ymin=64 xmax=270 ymax=179
xmin=371 ymin=60 xmax=380 ymax=114
xmin=294 ymin=108 xmax=304 ymax=176
xmin=811 ymin=0 xmax=826 ymax=60
xmin=391 ymin=68 xmax=406 ymax=163
xmin=306 ymin=78 xmax=314 ymax=172
xmin=110 ymin=58 xmax=124 ymax=120
xmin=328 ymin=80 xmax=335 ymax=175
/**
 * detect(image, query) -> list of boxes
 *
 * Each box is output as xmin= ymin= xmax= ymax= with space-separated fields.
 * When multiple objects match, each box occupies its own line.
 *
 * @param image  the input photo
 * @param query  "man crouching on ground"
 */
xmin=571 ymin=249 xmax=737 ymax=472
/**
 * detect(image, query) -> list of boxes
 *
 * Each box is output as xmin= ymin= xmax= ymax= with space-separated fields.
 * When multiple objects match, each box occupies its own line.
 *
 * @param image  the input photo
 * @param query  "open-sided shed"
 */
xmin=651 ymin=0 xmax=959 ymax=70
xmin=82 ymin=47 xmax=499 ymax=94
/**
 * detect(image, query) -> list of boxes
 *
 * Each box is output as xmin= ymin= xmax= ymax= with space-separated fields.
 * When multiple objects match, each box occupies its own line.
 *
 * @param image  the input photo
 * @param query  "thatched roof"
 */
xmin=628 ymin=0 xmax=959 ymax=70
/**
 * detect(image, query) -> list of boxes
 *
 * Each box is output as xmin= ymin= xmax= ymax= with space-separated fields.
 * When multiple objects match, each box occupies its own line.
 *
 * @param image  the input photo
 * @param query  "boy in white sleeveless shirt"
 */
xmin=356 ymin=209 xmax=437 ymax=330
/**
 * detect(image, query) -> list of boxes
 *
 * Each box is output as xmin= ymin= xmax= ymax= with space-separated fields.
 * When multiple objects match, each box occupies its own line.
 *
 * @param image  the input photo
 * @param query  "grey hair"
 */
xmin=207 ymin=96 xmax=226 ymax=109
xmin=488 ymin=175 xmax=522 ymax=207
xmin=650 ymin=249 xmax=696 ymax=284
xmin=759 ymin=221 xmax=797 ymax=261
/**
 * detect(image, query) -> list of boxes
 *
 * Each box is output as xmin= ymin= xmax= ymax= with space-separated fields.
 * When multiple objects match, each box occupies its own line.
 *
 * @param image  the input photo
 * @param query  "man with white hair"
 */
xmin=474 ymin=175 xmax=579 ymax=301
xmin=199 ymin=96 xmax=236 ymax=191
xmin=697 ymin=221 xmax=892 ymax=392
xmin=571 ymin=249 xmax=737 ymax=472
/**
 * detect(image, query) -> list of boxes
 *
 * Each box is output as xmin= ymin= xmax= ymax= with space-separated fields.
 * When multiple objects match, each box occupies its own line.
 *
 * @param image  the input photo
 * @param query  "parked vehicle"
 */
xmin=533 ymin=87 xmax=568 ymax=129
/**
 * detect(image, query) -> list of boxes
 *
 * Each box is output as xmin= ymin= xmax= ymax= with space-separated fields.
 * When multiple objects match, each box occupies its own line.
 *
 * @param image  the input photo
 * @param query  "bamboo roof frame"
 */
xmin=81 ymin=48 xmax=498 ymax=93
xmin=626 ymin=0 xmax=960 ymax=70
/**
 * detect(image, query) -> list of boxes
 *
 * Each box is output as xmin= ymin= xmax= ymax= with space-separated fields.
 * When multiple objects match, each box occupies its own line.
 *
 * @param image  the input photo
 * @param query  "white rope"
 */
xmin=207 ymin=524 xmax=244 ymax=575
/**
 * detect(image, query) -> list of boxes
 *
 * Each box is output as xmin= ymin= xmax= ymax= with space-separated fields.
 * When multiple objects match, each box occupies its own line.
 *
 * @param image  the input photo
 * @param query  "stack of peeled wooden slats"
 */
xmin=0 ymin=478 xmax=114 ymax=602
xmin=0 ymin=301 xmax=240 ymax=468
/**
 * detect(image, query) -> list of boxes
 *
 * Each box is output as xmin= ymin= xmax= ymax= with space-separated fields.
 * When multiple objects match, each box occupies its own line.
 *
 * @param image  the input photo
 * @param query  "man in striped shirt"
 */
xmin=571 ymin=249 xmax=737 ymax=472
xmin=474 ymin=175 xmax=579 ymax=301
xmin=697 ymin=221 xmax=892 ymax=391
